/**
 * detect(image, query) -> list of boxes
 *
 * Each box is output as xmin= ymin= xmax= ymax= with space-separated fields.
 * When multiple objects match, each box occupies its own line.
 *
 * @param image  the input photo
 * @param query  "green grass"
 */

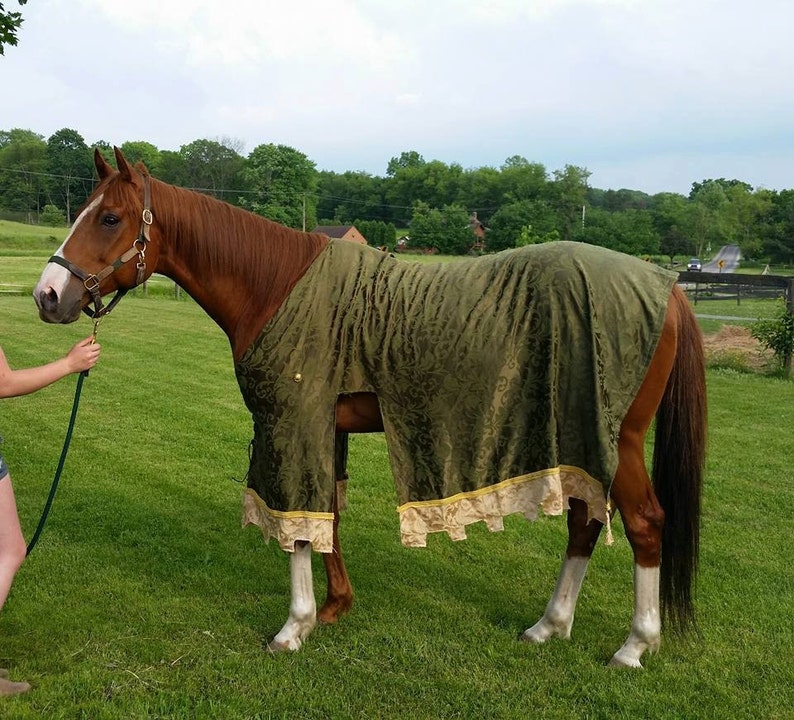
xmin=0 ymin=294 xmax=792 ymax=718
xmin=0 ymin=220 xmax=67 ymax=254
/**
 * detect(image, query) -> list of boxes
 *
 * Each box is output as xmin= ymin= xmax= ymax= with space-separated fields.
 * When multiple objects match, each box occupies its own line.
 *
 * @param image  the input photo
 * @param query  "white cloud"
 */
xmin=1 ymin=0 xmax=792 ymax=193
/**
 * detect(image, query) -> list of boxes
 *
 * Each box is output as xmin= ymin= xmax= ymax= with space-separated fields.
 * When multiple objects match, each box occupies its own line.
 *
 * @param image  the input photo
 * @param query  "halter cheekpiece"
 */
xmin=48 ymin=174 xmax=153 ymax=319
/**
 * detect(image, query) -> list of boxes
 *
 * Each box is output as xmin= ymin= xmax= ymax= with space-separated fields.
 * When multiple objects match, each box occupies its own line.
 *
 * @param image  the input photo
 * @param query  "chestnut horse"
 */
xmin=34 ymin=149 xmax=706 ymax=667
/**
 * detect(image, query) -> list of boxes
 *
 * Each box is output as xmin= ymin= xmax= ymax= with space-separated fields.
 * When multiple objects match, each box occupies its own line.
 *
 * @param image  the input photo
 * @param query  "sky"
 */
xmin=1 ymin=0 xmax=792 ymax=196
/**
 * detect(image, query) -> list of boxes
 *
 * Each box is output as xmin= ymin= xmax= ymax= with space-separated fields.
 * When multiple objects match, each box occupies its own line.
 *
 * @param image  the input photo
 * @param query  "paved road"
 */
xmin=703 ymin=245 xmax=741 ymax=272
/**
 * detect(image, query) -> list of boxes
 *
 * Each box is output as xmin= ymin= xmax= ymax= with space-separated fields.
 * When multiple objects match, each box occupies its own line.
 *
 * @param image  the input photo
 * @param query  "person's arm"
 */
xmin=0 ymin=338 xmax=101 ymax=399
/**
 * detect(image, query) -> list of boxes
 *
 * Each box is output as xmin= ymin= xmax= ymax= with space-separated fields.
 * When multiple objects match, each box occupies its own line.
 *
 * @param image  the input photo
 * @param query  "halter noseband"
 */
xmin=48 ymin=175 xmax=153 ymax=320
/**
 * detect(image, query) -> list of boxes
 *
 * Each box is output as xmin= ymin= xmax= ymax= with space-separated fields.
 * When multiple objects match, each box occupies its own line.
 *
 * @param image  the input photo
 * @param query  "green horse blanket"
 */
xmin=235 ymin=240 xmax=677 ymax=553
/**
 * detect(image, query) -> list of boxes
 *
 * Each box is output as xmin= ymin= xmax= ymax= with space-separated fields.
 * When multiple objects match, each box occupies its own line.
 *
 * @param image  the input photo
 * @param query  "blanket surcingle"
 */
xmin=235 ymin=240 xmax=677 ymax=553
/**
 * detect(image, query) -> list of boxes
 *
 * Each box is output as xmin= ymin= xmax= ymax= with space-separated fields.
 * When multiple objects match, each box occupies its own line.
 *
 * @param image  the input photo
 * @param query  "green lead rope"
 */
xmin=26 ymin=369 xmax=88 ymax=556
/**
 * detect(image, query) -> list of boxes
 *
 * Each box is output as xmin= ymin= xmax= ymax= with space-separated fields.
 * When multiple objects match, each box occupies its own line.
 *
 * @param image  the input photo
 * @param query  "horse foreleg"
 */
xmin=521 ymin=498 xmax=602 ymax=643
xmin=267 ymin=541 xmax=317 ymax=652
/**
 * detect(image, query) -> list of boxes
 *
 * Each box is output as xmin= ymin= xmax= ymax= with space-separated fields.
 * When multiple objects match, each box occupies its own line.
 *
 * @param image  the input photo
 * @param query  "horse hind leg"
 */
xmin=521 ymin=498 xmax=603 ymax=643
xmin=318 ymin=432 xmax=354 ymax=624
xmin=607 ymin=313 xmax=677 ymax=668
xmin=607 ymin=441 xmax=664 ymax=668
xmin=318 ymin=492 xmax=353 ymax=623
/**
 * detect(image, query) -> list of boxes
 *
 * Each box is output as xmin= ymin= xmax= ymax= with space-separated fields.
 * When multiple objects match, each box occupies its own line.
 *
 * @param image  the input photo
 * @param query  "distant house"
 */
xmin=469 ymin=211 xmax=488 ymax=251
xmin=312 ymin=224 xmax=368 ymax=245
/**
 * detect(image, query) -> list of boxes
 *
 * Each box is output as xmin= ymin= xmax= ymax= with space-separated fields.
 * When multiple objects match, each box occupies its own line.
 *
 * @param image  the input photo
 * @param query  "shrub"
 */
xmin=751 ymin=297 xmax=794 ymax=376
xmin=40 ymin=204 xmax=67 ymax=227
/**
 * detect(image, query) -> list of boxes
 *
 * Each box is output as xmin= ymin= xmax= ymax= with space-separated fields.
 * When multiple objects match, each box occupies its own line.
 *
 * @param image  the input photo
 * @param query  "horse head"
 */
xmin=34 ymin=147 xmax=162 ymax=324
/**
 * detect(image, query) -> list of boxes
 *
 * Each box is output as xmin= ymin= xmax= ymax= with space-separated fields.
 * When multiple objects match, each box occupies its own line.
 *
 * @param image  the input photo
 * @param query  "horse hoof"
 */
xmin=608 ymin=652 xmax=643 ymax=669
xmin=520 ymin=619 xmax=570 ymax=644
xmin=0 ymin=677 xmax=31 ymax=696
xmin=266 ymin=639 xmax=297 ymax=654
xmin=318 ymin=599 xmax=353 ymax=625
xmin=520 ymin=628 xmax=545 ymax=644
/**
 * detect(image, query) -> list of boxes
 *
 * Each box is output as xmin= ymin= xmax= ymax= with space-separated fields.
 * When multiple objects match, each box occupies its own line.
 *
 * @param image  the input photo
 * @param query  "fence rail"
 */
xmin=677 ymin=271 xmax=794 ymax=311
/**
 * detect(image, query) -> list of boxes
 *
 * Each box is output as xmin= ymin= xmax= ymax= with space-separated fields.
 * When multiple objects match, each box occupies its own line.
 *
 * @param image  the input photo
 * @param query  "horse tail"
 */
xmin=652 ymin=284 xmax=707 ymax=633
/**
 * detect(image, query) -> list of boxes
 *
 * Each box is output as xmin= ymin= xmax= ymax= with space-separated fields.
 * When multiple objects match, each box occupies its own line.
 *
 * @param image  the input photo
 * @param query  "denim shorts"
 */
xmin=0 ymin=436 xmax=8 ymax=481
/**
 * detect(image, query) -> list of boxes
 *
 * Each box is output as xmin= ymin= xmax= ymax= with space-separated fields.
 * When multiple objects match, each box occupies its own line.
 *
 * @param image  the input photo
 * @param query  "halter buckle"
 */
xmin=142 ymin=208 xmax=153 ymax=225
xmin=84 ymin=275 xmax=100 ymax=293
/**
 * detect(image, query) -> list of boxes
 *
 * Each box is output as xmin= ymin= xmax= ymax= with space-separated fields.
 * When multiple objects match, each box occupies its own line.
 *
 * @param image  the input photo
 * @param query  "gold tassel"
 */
xmin=605 ymin=497 xmax=614 ymax=546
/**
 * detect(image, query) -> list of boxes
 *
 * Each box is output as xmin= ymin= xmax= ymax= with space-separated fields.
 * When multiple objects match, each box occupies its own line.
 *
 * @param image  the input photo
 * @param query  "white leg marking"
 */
xmin=268 ymin=543 xmax=317 ymax=652
xmin=522 ymin=555 xmax=589 ymax=643
xmin=609 ymin=564 xmax=661 ymax=668
xmin=34 ymin=195 xmax=103 ymax=299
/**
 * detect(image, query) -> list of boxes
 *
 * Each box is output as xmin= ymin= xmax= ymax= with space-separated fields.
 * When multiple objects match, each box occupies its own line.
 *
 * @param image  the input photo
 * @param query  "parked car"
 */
xmin=687 ymin=258 xmax=702 ymax=271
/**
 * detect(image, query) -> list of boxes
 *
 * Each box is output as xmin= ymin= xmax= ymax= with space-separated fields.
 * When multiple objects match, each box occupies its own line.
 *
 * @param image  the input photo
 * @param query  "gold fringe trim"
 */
xmin=242 ymin=488 xmax=334 ymax=553
xmin=397 ymin=466 xmax=608 ymax=548
xmin=242 ymin=466 xmax=610 ymax=554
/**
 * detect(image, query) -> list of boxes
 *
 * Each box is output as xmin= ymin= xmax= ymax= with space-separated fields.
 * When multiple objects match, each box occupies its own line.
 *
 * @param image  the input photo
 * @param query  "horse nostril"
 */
xmin=39 ymin=287 xmax=59 ymax=312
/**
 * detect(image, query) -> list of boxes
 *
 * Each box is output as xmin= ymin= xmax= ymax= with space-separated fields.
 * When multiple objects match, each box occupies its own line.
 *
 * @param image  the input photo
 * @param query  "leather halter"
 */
xmin=48 ymin=175 xmax=153 ymax=320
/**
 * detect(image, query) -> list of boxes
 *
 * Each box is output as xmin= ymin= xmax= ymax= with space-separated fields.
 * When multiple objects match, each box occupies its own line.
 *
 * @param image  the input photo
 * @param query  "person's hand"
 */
xmin=66 ymin=337 xmax=101 ymax=374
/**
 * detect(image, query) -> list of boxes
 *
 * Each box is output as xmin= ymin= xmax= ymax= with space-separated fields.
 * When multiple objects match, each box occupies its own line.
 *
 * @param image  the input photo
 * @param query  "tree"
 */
xmin=179 ymin=138 xmax=248 ymax=204
xmin=0 ymin=128 xmax=47 ymax=221
xmin=386 ymin=150 xmax=425 ymax=177
xmin=157 ymin=150 xmax=189 ymax=187
xmin=459 ymin=166 xmax=501 ymax=226
xmin=45 ymin=129 xmax=93 ymax=221
xmin=243 ymin=143 xmax=318 ymax=229
xmin=548 ymin=164 xmax=591 ymax=241
xmin=384 ymin=158 xmax=464 ymax=226
xmin=590 ymin=188 xmax=651 ymax=212
xmin=652 ymin=192 xmax=695 ymax=264
xmin=499 ymin=156 xmax=547 ymax=203
xmin=317 ymin=170 xmax=385 ymax=224
xmin=120 ymin=140 xmax=162 ymax=176
xmin=721 ymin=184 xmax=772 ymax=260
xmin=409 ymin=202 xmax=474 ymax=255
xmin=575 ymin=207 xmax=660 ymax=256
xmin=763 ymin=190 xmax=794 ymax=264
xmin=0 ymin=0 xmax=26 ymax=55
xmin=354 ymin=219 xmax=397 ymax=249
xmin=487 ymin=200 xmax=558 ymax=252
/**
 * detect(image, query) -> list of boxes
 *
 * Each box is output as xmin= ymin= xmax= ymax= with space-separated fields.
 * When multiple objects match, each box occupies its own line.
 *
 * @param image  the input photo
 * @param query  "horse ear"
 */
xmin=95 ymin=148 xmax=115 ymax=180
xmin=135 ymin=160 xmax=150 ymax=176
xmin=113 ymin=146 xmax=134 ymax=182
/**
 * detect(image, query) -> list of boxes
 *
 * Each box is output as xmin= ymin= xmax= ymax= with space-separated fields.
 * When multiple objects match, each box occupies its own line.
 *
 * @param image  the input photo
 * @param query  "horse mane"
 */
xmin=147 ymin=177 xmax=328 ymax=294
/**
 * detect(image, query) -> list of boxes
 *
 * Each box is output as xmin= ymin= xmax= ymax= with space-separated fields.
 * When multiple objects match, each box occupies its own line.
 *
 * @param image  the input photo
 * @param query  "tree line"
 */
xmin=1 ymin=127 xmax=793 ymax=264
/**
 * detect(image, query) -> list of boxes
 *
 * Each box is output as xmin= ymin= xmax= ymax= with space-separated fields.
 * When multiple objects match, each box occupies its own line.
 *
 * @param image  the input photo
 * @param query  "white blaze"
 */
xmin=35 ymin=195 xmax=104 ymax=298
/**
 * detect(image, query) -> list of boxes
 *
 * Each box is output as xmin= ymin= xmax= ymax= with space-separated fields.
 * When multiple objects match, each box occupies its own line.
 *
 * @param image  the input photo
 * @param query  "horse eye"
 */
xmin=102 ymin=214 xmax=119 ymax=227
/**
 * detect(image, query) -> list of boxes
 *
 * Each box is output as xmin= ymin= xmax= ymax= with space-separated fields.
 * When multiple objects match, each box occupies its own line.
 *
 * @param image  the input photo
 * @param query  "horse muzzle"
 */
xmin=34 ymin=276 xmax=84 ymax=324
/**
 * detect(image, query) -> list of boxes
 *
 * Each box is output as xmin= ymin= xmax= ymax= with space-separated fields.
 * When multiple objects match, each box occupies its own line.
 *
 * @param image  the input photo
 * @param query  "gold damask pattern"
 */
xmin=235 ymin=240 xmax=676 ymax=553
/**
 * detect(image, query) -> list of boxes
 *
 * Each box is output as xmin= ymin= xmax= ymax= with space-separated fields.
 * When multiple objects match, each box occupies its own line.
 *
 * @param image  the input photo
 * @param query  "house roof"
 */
xmin=313 ymin=225 xmax=355 ymax=239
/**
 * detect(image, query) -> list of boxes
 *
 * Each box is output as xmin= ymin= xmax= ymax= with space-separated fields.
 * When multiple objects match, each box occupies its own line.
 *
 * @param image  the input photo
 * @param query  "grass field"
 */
xmin=0 ymin=290 xmax=793 ymax=718
xmin=1 ymin=222 xmax=792 ymax=715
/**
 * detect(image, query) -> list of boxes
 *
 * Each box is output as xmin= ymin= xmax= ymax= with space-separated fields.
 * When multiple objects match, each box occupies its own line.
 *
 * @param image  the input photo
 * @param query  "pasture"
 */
xmin=1 ymin=226 xmax=793 ymax=717
xmin=0 ymin=290 xmax=792 ymax=719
